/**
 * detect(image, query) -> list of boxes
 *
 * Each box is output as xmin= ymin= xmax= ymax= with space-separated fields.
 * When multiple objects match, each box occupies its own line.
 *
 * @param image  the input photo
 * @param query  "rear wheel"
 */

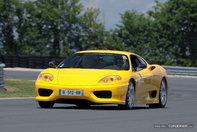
xmin=149 ymin=80 xmax=167 ymax=108
xmin=118 ymin=81 xmax=135 ymax=110
xmin=38 ymin=101 xmax=54 ymax=108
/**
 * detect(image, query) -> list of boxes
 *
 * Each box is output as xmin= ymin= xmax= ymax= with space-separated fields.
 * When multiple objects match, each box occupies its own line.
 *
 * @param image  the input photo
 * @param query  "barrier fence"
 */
xmin=163 ymin=66 xmax=197 ymax=76
xmin=0 ymin=55 xmax=65 ymax=68
xmin=0 ymin=63 xmax=5 ymax=91
xmin=0 ymin=55 xmax=197 ymax=76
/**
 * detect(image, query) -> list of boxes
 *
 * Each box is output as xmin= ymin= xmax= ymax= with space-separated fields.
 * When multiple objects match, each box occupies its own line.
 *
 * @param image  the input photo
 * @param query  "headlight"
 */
xmin=38 ymin=73 xmax=54 ymax=81
xmin=99 ymin=75 xmax=121 ymax=83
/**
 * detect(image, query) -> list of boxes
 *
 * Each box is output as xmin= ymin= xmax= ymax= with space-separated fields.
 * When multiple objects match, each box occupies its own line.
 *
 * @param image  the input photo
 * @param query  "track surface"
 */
xmin=4 ymin=70 xmax=41 ymax=80
xmin=1 ymin=70 xmax=197 ymax=132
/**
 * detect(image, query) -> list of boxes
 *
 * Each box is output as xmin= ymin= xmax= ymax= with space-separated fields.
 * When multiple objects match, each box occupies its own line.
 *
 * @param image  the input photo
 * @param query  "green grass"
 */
xmin=0 ymin=80 xmax=35 ymax=97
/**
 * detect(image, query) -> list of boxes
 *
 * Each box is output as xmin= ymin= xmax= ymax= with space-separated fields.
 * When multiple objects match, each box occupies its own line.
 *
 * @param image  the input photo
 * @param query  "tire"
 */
xmin=75 ymin=103 xmax=90 ymax=109
xmin=149 ymin=80 xmax=167 ymax=108
xmin=38 ymin=101 xmax=54 ymax=108
xmin=118 ymin=81 xmax=135 ymax=110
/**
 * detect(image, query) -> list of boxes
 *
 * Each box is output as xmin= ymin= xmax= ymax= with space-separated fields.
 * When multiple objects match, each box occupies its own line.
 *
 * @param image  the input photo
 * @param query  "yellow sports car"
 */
xmin=35 ymin=50 xmax=168 ymax=109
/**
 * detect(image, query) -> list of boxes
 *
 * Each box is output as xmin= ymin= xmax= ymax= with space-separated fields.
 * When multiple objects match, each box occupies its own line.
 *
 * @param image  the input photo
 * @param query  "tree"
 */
xmin=0 ymin=0 xmax=37 ymax=55
xmin=0 ymin=0 xmax=18 ymax=55
xmin=149 ymin=0 xmax=197 ymax=66
xmin=0 ymin=0 xmax=107 ymax=56
xmin=28 ymin=0 xmax=84 ymax=56
xmin=115 ymin=11 xmax=173 ymax=64
xmin=76 ymin=8 xmax=106 ymax=50
xmin=115 ymin=0 xmax=197 ymax=66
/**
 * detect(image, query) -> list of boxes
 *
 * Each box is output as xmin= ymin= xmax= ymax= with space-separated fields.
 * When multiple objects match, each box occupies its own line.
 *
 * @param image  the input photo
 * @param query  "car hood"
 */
xmin=55 ymin=69 xmax=118 ymax=85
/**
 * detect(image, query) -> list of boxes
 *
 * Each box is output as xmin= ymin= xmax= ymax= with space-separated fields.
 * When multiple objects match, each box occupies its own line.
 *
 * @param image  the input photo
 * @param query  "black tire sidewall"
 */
xmin=125 ymin=81 xmax=134 ymax=109
xmin=159 ymin=80 xmax=167 ymax=108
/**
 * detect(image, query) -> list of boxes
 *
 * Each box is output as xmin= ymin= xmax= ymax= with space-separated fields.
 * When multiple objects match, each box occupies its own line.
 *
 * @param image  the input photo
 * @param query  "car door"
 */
xmin=130 ymin=55 xmax=153 ymax=102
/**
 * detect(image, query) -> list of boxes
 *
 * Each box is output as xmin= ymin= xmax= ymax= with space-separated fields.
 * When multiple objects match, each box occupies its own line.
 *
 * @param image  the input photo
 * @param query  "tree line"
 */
xmin=0 ymin=0 xmax=196 ymax=66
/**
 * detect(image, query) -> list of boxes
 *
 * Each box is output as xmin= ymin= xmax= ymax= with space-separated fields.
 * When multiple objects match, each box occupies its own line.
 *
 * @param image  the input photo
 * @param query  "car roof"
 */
xmin=76 ymin=50 xmax=134 ymax=56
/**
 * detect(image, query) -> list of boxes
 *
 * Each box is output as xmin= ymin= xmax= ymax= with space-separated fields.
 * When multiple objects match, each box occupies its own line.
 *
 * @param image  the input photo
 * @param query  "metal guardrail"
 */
xmin=0 ymin=63 xmax=6 ymax=91
xmin=163 ymin=66 xmax=197 ymax=76
xmin=0 ymin=55 xmax=64 ymax=68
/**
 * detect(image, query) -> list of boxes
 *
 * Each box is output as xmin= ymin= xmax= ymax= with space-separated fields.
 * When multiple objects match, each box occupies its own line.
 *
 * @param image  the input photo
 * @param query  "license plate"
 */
xmin=59 ymin=89 xmax=84 ymax=96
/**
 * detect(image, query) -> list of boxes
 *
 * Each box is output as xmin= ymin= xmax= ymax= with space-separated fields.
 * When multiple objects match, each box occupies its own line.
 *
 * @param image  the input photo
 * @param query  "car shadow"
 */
xmin=40 ymin=105 xmax=154 ymax=111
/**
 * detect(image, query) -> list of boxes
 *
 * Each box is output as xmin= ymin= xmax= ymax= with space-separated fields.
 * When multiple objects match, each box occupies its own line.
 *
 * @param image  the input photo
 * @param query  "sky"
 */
xmin=80 ymin=0 xmax=168 ymax=29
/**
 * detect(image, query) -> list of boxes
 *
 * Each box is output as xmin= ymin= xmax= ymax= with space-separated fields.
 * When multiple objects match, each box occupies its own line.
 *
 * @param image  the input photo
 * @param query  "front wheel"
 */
xmin=149 ymin=80 xmax=167 ymax=108
xmin=38 ymin=101 xmax=54 ymax=108
xmin=118 ymin=81 xmax=135 ymax=110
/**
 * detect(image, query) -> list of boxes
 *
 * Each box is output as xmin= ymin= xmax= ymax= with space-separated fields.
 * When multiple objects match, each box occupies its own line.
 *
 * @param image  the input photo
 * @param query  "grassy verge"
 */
xmin=0 ymin=80 xmax=35 ymax=97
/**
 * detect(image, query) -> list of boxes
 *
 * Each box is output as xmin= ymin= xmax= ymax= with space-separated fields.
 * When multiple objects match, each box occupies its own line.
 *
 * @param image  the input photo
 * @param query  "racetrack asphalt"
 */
xmin=4 ymin=68 xmax=42 ymax=80
xmin=0 ymin=69 xmax=196 ymax=132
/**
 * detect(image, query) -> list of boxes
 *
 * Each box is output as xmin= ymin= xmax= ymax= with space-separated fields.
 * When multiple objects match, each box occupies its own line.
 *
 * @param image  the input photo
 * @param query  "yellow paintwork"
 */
xmin=35 ymin=50 xmax=168 ymax=105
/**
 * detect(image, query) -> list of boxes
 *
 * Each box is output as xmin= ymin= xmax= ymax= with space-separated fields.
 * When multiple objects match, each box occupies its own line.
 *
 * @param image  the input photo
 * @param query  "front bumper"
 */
xmin=35 ymin=82 xmax=128 ymax=104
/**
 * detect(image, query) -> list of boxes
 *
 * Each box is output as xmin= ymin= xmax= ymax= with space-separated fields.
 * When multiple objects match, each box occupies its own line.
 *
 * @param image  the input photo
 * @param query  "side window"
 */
xmin=130 ymin=55 xmax=138 ymax=72
xmin=137 ymin=56 xmax=147 ymax=66
xmin=130 ymin=55 xmax=147 ymax=72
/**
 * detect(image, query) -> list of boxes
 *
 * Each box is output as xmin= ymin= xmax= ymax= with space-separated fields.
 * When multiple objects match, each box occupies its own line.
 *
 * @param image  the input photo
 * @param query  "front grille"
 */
xmin=38 ymin=89 xmax=53 ymax=96
xmin=93 ymin=91 xmax=112 ymax=98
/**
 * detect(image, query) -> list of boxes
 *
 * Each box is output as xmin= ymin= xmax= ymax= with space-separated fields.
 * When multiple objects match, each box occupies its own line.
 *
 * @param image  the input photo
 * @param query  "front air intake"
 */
xmin=38 ymin=89 xmax=53 ymax=96
xmin=93 ymin=91 xmax=112 ymax=98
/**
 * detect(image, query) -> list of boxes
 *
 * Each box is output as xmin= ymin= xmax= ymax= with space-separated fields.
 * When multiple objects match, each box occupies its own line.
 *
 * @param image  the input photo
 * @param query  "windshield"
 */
xmin=58 ymin=53 xmax=130 ymax=70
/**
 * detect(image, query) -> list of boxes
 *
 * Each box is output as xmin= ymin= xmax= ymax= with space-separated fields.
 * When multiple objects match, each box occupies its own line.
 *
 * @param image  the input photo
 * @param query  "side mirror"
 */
xmin=138 ymin=64 xmax=147 ymax=69
xmin=49 ymin=61 xmax=57 ymax=68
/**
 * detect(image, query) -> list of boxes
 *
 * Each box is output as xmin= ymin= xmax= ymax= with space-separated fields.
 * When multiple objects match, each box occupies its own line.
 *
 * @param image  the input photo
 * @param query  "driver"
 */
xmin=115 ymin=56 xmax=124 ymax=69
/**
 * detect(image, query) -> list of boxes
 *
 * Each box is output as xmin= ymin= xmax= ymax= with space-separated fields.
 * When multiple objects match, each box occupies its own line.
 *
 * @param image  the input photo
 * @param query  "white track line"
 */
xmin=168 ymin=75 xmax=197 ymax=78
xmin=4 ymin=68 xmax=43 ymax=72
xmin=0 ymin=97 xmax=35 ymax=100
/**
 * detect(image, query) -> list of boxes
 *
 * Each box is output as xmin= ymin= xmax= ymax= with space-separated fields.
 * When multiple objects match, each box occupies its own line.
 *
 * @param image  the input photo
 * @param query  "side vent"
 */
xmin=149 ymin=66 xmax=156 ymax=71
xmin=150 ymin=90 xmax=157 ymax=98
